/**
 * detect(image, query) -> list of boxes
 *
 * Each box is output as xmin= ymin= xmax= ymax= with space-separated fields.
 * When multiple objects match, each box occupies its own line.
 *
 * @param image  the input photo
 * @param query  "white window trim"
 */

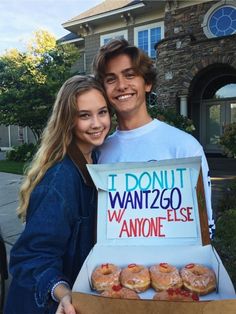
xmin=100 ymin=30 xmax=128 ymax=46
xmin=134 ymin=21 xmax=164 ymax=57
xmin=201 ymin=0 xmax=236 ymax=38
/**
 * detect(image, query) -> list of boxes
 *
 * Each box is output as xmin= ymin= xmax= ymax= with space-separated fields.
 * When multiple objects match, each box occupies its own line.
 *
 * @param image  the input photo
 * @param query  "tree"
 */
xmin=0 ymin=30 xmax=80 ymax=141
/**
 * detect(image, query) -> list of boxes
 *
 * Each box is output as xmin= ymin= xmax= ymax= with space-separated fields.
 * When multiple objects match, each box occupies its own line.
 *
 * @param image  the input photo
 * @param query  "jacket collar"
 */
xmin=67 ymin=143 xmax=95 ymax=187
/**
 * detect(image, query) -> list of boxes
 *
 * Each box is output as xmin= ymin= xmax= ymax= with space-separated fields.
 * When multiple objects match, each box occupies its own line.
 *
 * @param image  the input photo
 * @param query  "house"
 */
xmin=0 ymin=125 xmax=35 ymax=150
xmin=60 ymin=0 xmax=236 ymax=155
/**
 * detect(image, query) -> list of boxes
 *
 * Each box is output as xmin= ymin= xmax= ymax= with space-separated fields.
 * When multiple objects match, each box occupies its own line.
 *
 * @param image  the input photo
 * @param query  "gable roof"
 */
xmin=64 ymin=0 xmax=138 ymax=24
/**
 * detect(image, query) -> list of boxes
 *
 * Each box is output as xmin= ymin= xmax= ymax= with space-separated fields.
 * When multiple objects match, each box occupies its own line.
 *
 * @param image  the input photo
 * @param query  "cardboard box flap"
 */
xmin=87 ymin=157 xmax=210 ymax=246
xmin=72 ymin=293 xmax=236 ymax=314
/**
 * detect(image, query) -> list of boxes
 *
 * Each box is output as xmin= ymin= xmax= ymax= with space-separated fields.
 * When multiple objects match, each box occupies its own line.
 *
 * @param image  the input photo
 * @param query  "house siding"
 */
xmin=85 ymin=34 xmax=100 ymax=73
xmin=0 ymin=125 xmax=36 ymax=149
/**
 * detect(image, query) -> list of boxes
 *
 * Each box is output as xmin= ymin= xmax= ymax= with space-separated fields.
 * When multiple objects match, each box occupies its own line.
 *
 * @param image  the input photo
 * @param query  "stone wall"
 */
xmin=155 ymin=0 xmax=236 ymax=108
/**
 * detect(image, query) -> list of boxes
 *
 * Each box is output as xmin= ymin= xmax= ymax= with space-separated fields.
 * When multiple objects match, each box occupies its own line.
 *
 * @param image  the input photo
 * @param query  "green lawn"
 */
xmin=0 ymin=160 xmax=25 ymax=175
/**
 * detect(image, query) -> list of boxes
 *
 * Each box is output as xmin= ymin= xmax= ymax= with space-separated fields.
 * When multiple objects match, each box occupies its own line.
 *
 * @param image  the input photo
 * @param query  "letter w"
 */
xmin=107 ymin=209 xmax=126 ymax=223
xmin=109 ymin=191 xmax=126 ymax=208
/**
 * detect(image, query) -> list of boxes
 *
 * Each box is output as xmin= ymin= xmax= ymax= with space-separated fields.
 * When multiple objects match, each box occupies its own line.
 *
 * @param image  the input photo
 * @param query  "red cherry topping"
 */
xmin=175 ymin=288 xmax=181 ymax=295
xmin=160 ymin=263 xmax=168 ymax=268
xmin=185 ymin=263 xmax=195 ymax=269
xmin=192 ymin=293 xmax=199 ymax=301
xmin=183 ymin=291 xmax=190 ymax=297
xmin=167 ymin=288 xmax=174 ymax=296
xmin=101 ymin=263 xmax=109 ymax=268
xmin=112 ymin=284 xmax=122 ymax=292
xmin=128 ymin=263 xmax=137 ymax=268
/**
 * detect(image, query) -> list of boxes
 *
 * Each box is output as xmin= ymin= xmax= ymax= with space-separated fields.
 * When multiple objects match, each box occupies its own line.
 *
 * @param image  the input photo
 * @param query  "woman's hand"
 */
xmin=56 ymin=293 xmax=76 ymax=314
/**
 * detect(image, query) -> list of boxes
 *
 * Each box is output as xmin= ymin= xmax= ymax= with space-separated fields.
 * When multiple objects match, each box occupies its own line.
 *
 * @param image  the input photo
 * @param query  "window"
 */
xmin=202 ymin=0 xmax=236 ymax=38
xmin=100 ymin=30 xmax=128 ymax=46
xmin=215 ymin=84 xmax=236 ymax=98
xmin=134 ymin=22 xmax=164 ymax=58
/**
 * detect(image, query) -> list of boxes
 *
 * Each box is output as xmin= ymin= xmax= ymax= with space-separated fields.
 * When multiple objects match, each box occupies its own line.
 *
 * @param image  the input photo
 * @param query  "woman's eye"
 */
xmin=99 ymin=109 xmax=108 ymax=116
xmin=79 ymin=113 xmax=90 ymax=119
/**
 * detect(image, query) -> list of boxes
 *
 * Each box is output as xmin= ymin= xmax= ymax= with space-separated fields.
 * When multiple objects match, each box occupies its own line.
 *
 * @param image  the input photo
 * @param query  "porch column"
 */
xmin=8 ymin=125 xmax=11 ymax=147
xmin=24 ymin=127 xmax=29 ymax=144
xmin=179 ymin=95 xmax=188 ymax=117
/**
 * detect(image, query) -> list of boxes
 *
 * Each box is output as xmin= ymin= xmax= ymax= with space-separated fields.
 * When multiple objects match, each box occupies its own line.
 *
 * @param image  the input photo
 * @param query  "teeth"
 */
xmin=117 ymin=94 xmax=132 ymax=100
xmin=89 ymin=131 xmax=102 ymax=137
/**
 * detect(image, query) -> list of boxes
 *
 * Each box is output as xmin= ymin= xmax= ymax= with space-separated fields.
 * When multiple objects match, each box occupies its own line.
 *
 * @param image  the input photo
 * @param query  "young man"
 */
xmin=93 ymin=39 xmax=215 ymax=238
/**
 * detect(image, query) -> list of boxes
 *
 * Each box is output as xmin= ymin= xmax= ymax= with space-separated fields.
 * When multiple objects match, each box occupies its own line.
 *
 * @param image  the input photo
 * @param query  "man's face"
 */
xmin=103 ymin=54 xmax=152 ymax=117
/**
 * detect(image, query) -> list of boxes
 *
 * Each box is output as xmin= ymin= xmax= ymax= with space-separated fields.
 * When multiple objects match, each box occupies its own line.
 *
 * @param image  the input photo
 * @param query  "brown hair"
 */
xmin=92 ymin=38 xmax=157 ymax=91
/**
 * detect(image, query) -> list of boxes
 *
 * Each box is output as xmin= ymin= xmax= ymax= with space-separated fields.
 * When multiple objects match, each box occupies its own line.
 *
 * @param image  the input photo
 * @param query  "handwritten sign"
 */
xmin=105 ymin=166 xmax=197 ymax=239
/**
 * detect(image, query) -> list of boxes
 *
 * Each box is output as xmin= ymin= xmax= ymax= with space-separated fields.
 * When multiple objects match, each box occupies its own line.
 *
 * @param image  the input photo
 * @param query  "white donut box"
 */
xmin=72 ymin=157 xmax=236 ymax=313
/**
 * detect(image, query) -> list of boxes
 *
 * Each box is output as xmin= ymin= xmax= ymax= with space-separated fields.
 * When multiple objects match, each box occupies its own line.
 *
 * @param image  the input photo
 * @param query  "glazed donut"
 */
xmin=101 ymin=284 xmax=140 ymax=299
xmin=91 ymin=263 xmax=121 ymax=292
xmin=180 ymin=263 xmax=216 ymax=295
xmin=150 ymin=263 xmax=182 ymax=291
xmin=120 ymin=263 xmax=150 ymax=292
xmin=153 ymin=288 xmax=199 ymax=301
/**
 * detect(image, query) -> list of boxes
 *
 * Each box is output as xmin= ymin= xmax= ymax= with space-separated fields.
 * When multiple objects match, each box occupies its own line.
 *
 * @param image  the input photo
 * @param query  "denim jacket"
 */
xmin=4 ymin=145 xmax=97 ymax=314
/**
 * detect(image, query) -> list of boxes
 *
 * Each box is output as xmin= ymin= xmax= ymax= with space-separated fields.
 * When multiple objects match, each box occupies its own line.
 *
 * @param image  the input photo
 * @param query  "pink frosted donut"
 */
xmin=120 ymin=263 xmax=150 ymax=292
xmin=101 ymin=284 xmax=140 ymax=299
xmin=150 ymin=262 xmax=182 ymax=291
xmin=180 ymin=263 xmax=216 ymax=295
xmin=91 ymin=263 xmax=121 ymax=292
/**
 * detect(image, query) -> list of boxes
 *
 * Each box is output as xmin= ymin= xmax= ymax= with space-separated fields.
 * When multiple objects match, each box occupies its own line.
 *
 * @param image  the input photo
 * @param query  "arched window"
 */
xmin=202 ymin=0 xmax=236 ymax=38
xmin=215 ymin=83 xmax=236 ymax=98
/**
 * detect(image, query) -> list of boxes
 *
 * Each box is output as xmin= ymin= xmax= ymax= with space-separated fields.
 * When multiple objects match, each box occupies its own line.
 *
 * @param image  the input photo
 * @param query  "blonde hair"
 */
xmin=18 ymin=75 xmax=107 ymax=221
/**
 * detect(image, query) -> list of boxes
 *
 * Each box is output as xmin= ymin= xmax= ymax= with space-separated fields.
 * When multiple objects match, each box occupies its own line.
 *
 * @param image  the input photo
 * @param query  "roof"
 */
xmin=57 ymin=32 xmax=83 ymax=44
xmin=64 ymin=0 xmax=139 ymax=24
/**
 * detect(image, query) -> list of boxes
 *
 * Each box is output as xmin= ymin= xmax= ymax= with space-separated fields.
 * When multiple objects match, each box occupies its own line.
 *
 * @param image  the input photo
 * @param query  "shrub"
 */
xmin=6 ymin=143 xmax=37 ymax=162
xmin=212 ymin=209 xmax=236 ymax=289
xmin=216 ymin=178 xmax=236 ymax=218
xmin=220 ymin=123 xmax=236 ymax=158
xmin=108 ymin=93 xmax=195 ymax=134
xmin=147 ymin=106 xmax=195 ymax=133
xmin=212 ymin=177 xmax=236 ymax=289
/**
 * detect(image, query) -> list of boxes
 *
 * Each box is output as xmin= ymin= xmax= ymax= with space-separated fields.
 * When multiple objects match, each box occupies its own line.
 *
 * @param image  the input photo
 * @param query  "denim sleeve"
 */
xmin=9 ymin=185 xmax=74 ymax=308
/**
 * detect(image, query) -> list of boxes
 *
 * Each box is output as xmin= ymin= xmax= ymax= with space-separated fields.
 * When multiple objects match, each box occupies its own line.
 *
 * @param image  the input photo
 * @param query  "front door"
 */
xmin=201 ymin=98 xmax=236 ymax=153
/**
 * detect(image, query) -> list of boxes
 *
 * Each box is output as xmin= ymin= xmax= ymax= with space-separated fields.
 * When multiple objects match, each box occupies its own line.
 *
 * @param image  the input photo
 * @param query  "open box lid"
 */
xmin=87 ymin=156 xmax=210 ymax=247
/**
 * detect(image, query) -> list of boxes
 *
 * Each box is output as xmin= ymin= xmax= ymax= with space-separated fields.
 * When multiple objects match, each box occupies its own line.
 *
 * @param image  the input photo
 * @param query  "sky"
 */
xmin=0 ymin=0 xmax=103 ymax=54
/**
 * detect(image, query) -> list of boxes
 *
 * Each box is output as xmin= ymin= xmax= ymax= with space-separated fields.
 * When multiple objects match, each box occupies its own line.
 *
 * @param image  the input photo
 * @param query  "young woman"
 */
xmin=4 ymin=75 xmax=110 ymax=314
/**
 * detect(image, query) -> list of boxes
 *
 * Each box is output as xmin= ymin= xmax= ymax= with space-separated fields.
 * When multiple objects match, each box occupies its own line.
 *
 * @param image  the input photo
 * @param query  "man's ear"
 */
xmin=145 ymin=83 xmax=152 ymax=93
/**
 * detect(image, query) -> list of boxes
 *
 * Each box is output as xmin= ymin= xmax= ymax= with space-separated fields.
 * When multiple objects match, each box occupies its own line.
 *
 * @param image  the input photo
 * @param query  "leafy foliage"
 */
xmin=220 ymin=123 xmax=236 ymax=158
xmin=147 ymin=105 xmax=195 ymax=133
xmin=212 ymin=178 xmax=236 ymax=289
xmin=213 ymin=208 xmax=236 ymax=289
xmin=0 ymin=30 xmax=80 ymax=140
xmin=6 ymin=143 xmax=37 ymax=162
xmin=216 ymin=179 xmax=236 ymax=218
xmin=109 ymin=103 xmax=196 ymax=134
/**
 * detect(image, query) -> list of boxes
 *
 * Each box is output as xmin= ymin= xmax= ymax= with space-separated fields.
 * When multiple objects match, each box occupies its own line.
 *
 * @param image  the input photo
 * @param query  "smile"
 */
xmin=116 ymin=93 xmax=134 ymax=101
xmin=88 ymin=131 xmax=104 ymax=137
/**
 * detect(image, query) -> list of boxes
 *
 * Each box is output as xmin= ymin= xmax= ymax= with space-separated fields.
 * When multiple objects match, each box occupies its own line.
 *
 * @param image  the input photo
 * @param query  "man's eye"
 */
xmin=104 ymin=76 xmax=116 ymax=84
xmin=125 ymin=72 xmax=135 ymax=79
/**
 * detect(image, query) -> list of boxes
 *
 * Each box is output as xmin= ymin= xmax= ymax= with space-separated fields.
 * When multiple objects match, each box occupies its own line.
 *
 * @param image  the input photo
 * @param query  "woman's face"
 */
xmin=74 ymin=88 xmax=110 ymax=155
